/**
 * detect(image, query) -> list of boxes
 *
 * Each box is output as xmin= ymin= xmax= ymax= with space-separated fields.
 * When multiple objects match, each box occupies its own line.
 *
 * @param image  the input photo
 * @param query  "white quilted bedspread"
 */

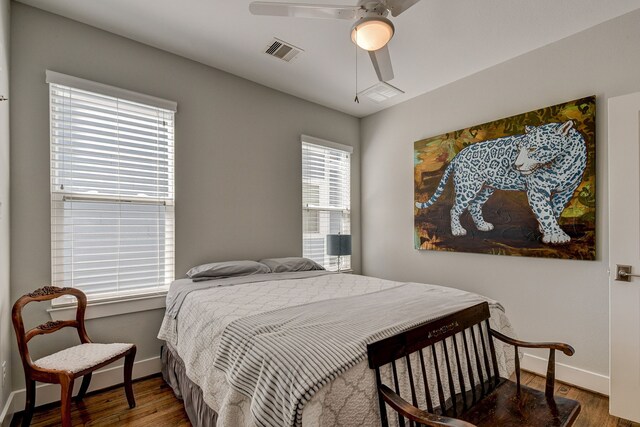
xmin=158 ymin=273 xmax=516 ymax=427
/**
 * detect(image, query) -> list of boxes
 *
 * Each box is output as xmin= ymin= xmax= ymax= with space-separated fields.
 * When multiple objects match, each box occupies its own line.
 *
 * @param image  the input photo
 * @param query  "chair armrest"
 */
xmin=489 ymin=329 xmax=575 ymax=356
xmin=379 ymin=384 xmax=476 ymax=427
xmin=489 ymin=328 xmax=575 ymax=398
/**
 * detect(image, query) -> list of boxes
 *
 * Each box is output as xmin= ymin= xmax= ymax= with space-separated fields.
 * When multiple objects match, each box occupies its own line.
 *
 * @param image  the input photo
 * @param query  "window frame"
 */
xmin=47 ymin=71 xmax=177 ymax=307
xmin=301 ymin=135 xmax=353 ymax=271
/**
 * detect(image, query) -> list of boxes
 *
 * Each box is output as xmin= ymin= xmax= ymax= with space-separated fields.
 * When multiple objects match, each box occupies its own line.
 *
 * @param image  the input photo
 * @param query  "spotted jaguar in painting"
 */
xmin=415 ymin=121 xmax=587 ymax=244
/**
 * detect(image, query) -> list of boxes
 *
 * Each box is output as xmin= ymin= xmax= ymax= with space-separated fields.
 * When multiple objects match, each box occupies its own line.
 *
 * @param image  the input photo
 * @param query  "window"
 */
xmin=302 ymin=136 xmax=352 ymax=271
xmin=48 ymin=71 xmax=176 ymax=304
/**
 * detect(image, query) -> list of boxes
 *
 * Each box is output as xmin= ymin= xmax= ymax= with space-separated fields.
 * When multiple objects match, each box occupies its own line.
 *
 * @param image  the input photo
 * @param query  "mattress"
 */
xmin=158 ymin=272 xmax=516 ymax=427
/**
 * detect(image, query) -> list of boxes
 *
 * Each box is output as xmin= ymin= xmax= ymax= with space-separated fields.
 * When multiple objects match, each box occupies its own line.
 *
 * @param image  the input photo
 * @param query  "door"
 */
xmin=609 ymin=91 xmax=640 ymax=422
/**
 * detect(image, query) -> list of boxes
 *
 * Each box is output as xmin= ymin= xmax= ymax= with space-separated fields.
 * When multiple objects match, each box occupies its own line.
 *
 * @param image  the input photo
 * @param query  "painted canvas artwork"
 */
xmin=414 ymin=96 xmax=596 ymax=260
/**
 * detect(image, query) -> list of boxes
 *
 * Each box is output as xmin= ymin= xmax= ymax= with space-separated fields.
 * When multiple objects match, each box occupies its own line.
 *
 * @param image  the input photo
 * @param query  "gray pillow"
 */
xmin=186 ymin=260 xmax=271 ymax=279
xmin=259 ymin=257 xmax=325 ymax=273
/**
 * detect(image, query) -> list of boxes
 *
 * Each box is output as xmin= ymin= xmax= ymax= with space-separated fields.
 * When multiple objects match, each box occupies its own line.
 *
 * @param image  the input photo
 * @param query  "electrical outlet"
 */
xmin=2 ymin=360 xmax=6 ymax=387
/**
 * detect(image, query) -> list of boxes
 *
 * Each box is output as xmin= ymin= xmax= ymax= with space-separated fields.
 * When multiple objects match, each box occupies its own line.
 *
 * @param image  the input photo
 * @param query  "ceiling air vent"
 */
xmin=265 ymin=38 xmax=303 ymax=62
xmin=359 ymin=82 xmax=405 ymax=103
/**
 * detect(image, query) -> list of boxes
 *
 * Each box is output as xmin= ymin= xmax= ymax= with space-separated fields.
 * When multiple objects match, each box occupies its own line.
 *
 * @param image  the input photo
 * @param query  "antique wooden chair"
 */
xmin=367 ymin=302 xmax=581 ymax=427
xmin=12 ymin=286 xmax=136 ymax=427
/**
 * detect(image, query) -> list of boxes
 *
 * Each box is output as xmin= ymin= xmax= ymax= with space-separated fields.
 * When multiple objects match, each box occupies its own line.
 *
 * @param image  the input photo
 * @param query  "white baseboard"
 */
xmin=0 ymin=396 xmax=13 ymax=427
xmin=521 ymin=352 xmax=609 ymax=396
xmin=0 ymin=356 xmax=161 ymax=426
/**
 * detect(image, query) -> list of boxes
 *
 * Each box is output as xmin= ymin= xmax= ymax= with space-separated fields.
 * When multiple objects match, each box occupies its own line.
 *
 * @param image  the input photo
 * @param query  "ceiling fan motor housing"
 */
xmin=355 ymin=1 xmax=390 ymax=18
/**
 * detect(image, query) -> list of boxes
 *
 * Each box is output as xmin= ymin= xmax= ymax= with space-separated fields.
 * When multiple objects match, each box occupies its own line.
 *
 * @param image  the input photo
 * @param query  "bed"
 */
xmin=157 ymin=270 xmax=516 ymax=427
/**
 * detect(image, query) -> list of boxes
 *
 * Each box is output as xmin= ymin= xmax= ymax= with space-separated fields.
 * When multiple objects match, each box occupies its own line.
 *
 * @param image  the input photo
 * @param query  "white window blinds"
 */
xmin=49 ymin=73 xmax=176 ymax=303
xmin=302 ymin=137 xmax=351 ymax=271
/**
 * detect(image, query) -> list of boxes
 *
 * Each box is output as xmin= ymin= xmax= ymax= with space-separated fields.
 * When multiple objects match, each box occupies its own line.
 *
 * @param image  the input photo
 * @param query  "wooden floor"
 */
xmin=10 ymin=375 xmax=189 ymax=427
xmin=520 ymin=372 xmax=640 ymax=427
xmin=10 ymin=372 xmax=640 ymax=426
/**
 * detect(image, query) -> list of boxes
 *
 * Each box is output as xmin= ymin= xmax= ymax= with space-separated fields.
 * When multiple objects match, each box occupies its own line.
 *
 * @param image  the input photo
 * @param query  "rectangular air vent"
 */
xmin=265 ymin=38 xmax=303 ymax=62
xmin=359 ymin=82 xmax=405 ymax=103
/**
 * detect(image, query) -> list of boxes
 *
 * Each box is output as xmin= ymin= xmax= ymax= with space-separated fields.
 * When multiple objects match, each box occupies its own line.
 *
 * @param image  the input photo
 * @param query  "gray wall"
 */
xmin=10 ymin=3 xmax=360 ymax=390
xmin=361 ymin=9 xmax=640 ymax=375
xmin=0 ymin=0 xmax=9 ymax=411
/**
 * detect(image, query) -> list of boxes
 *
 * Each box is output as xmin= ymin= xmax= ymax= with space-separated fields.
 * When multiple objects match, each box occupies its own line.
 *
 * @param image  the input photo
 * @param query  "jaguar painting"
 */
xmin=415 ymin=121 xmax=587 ymax=244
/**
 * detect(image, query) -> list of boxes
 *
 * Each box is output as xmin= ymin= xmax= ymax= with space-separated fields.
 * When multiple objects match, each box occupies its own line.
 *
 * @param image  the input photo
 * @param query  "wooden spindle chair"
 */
xmin=12 ymin=286 xmax=137 ymax=427
xmin=367 ymin=302 xmax=581 ymax=427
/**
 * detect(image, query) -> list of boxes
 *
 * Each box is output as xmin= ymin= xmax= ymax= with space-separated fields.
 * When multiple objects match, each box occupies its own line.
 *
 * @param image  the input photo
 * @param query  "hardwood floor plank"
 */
xmin=11 ymin=376 xmax=189 ymax=427
xmin=11 ymin=372 xmax=640 ymax=426
xmin=519 ymin=371 xmax=640 ymax=427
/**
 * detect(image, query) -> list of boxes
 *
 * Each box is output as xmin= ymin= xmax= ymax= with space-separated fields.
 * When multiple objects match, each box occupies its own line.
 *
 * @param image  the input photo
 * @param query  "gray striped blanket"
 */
xmin=213 ymin=282 xmax=498 ymax=427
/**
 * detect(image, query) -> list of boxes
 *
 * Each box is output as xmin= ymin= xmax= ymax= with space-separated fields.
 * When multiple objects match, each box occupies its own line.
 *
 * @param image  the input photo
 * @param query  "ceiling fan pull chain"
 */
xmin=354 ymin=28 xmax=359 ymax=103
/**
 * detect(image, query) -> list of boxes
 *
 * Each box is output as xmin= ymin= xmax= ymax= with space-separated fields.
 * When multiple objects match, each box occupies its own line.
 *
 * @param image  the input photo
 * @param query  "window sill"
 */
xmin=48 ymin=293 xmax=167 ymax=321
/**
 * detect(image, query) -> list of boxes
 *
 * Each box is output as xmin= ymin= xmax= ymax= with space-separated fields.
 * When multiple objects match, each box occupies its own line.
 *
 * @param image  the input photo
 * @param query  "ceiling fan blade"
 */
xmin=249 ymin=2 xmax=360 ymax=20
xmin=369 ymin=45 xmax=394 ymax=82
xmin=384 ymin=0 xmax=420 ymax=17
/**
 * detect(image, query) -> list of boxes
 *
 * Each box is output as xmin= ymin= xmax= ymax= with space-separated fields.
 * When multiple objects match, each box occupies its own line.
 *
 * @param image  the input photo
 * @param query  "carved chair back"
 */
xmin=12 ymin=286 xmax=91 ymax=372
xmin=366 ymin=302 xmax=501 ymax=427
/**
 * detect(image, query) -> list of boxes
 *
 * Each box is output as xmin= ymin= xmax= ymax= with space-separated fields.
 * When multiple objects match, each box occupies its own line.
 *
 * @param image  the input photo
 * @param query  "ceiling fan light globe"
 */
xmin=350 ymin=17 xmax=394 ymax=51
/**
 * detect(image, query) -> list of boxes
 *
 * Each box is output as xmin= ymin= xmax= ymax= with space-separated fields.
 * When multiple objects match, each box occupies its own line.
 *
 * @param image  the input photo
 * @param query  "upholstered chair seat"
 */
xmin=34 ymin=343 xmax=134 ymax=374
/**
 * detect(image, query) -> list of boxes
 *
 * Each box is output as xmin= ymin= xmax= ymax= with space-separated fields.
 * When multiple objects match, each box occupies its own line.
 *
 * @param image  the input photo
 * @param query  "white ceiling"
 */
xmin=16 ymin=0 xmax=640 ymax=117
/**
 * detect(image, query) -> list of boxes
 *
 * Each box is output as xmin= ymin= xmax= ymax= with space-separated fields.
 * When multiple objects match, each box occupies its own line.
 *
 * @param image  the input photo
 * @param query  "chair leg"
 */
xmin=60 ymin=376 xmax=74 ymax=427
xmin=124 ymin=347 xmax=136 ymax=408
xmin=21 ymin=378 xmax=36 ymax=427
xmin=76 ymin=373 xmax=92 ymax=401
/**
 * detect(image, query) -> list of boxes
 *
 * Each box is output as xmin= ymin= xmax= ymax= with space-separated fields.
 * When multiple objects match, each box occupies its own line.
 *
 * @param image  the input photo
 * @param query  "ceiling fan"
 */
xmin=249 ymin=0 xmax=421 ymax=82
